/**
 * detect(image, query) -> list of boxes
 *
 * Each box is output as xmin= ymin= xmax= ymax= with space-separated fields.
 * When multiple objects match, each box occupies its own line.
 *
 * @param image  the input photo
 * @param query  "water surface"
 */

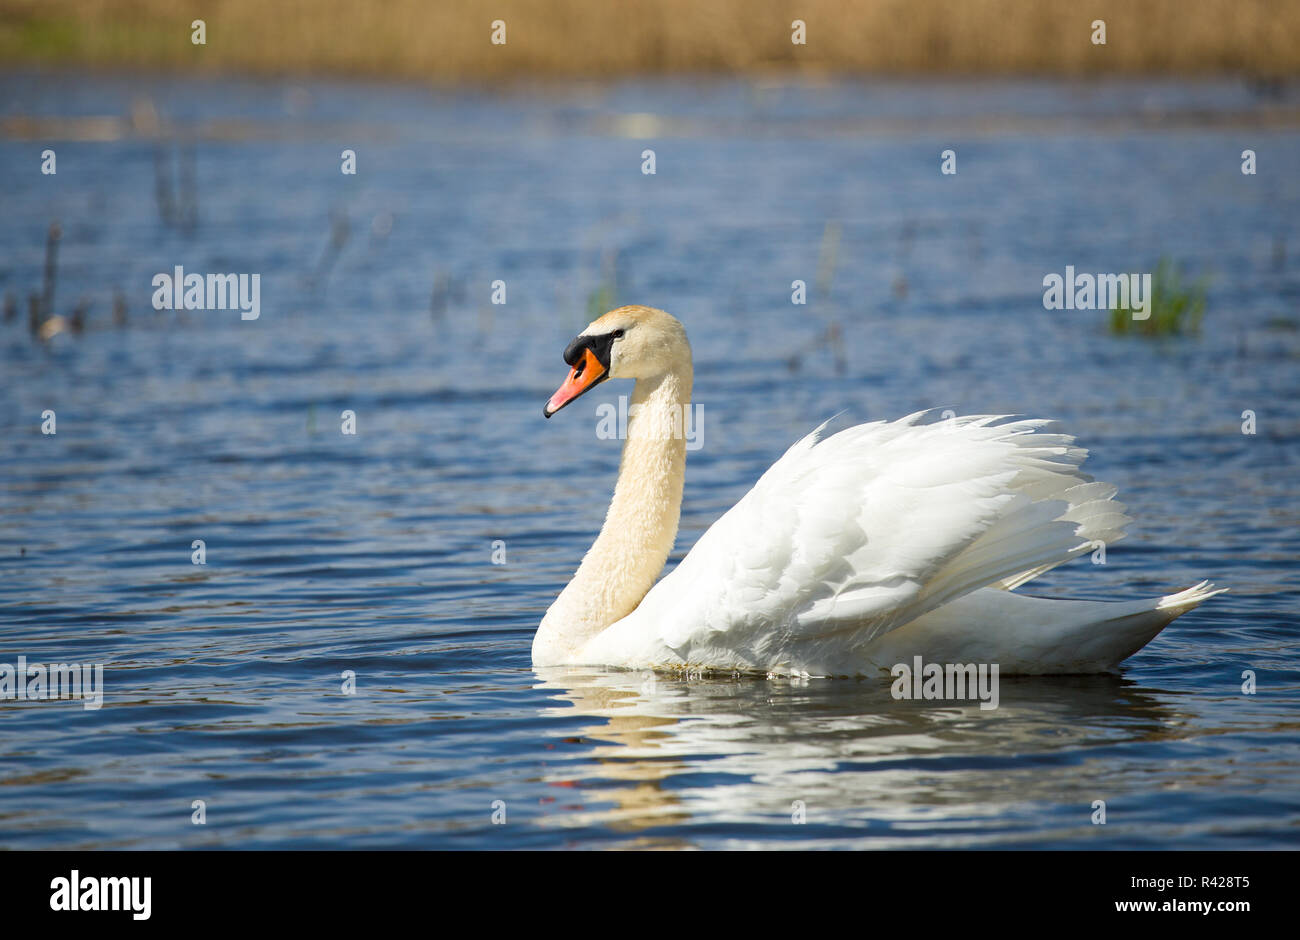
xmin=1 ymin=72 xmax=1298 ymax=848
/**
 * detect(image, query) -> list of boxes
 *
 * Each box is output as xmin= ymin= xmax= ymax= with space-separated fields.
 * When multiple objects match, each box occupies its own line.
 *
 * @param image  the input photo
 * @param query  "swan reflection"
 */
xmin=532 ymin=666 xmax=1185 ymax=846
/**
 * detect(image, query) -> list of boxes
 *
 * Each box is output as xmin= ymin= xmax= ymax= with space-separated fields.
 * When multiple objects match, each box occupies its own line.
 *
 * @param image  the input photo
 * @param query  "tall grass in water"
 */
xmin=1 ymin=0 xmax=1297 ymax=79
xmin=1109 ymin=258 xmax=1208 ymax=337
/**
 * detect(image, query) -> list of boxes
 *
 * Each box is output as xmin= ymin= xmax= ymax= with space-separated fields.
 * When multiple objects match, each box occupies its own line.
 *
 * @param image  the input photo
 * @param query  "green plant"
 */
xmin=585 ymin=247 xmax=618 ymax=322
xmin=1109 ymin=257 xmax=1208 ymax=337
xmin=585 ymin=280 xmax=615 ymax=323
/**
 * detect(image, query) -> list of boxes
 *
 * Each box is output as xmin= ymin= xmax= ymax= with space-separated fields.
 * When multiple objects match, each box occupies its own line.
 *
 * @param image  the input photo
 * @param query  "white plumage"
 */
xmin=585 ymin=411 xmax=1218 ymax=674
xmin=537 ymin=307 xmax=1222 ymax=676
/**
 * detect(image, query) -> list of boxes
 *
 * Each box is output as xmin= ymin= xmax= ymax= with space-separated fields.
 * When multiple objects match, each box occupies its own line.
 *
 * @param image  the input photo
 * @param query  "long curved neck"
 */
xmin=535 ymin=364 xmax=693 ymax=665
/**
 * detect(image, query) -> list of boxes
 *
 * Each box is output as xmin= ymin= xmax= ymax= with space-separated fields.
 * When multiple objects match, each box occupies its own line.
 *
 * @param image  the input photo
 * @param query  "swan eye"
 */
xmin=612 ymin=329 xmax=625 ymax=339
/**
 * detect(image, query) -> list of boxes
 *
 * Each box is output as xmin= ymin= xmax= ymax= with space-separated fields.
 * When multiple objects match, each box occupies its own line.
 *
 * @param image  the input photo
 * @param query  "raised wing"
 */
xmin=591 ymin=411 xmax=1129 ymax=671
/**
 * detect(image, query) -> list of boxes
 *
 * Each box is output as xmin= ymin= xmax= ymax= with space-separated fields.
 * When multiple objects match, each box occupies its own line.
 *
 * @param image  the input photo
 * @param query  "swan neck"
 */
xmin=535 ymin=365 xmax=693 ymax=664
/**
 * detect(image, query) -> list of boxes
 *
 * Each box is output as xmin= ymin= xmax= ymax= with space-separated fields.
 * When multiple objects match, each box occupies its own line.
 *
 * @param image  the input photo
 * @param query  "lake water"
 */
xmin=1 ymin=72 xmax=1298 ymax=848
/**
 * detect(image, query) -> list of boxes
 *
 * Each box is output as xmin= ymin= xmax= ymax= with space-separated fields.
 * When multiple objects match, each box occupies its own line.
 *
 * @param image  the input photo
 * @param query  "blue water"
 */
xmin=1 ymin=72 xmax=1298 ymax=848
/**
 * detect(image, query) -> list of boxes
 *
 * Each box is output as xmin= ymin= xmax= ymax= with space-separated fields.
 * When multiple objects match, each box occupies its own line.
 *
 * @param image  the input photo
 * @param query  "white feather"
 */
xmin=578 ymin=411 xmax=1217 ymax=674
xmin=536 ymin=307 xmax=1220 ymax=677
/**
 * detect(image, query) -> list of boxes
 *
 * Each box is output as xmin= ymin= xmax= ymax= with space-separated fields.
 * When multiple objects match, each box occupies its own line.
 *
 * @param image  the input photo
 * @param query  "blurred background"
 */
xmin=3 ymin=0 xmax=1298 ymax=77
xmin=1 ymin=2 xmax=1298 ymax=849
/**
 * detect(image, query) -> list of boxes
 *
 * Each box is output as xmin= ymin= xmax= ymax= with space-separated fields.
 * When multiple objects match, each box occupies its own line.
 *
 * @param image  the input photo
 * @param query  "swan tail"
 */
xmin=1156 ymin=579 xmax=1228 ymax=611
xmin=857 ymin=579 xmax=1222 ymax=676
xmin=1057 ymin=580 xmax=1228 ymax=669
xmin=866 ymin=581 xmax=1227 ymax=674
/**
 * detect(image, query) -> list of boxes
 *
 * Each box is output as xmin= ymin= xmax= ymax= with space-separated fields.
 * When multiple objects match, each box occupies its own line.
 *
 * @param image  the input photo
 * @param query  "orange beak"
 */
xmin=544 ymin=347 xmax=608 ymax=417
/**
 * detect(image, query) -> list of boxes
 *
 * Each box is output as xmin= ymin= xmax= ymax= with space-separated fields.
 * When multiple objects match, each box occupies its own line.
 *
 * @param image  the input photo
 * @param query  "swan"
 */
xmin=535 ymin=305 xmax=1222 ymax=676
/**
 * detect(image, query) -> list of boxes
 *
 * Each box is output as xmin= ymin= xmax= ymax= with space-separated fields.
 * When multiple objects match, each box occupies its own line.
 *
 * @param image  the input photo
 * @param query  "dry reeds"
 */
xmin=0 ymin=0 xmax=1295 ymax=80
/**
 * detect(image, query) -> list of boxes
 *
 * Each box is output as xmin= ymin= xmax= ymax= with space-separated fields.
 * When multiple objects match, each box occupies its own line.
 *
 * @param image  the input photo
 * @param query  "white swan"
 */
xmin=535 ymin=305 xmax=1222 ymax=676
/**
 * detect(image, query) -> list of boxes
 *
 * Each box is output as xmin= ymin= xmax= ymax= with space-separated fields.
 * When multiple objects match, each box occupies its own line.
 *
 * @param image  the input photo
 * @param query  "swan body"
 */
xmin=536 ymin=306 xmax=1221 ymax=676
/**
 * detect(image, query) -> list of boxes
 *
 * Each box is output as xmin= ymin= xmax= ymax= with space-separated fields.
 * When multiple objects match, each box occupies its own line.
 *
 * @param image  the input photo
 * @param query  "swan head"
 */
xmin=543 ymin=305 xmax=689 ymax=417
